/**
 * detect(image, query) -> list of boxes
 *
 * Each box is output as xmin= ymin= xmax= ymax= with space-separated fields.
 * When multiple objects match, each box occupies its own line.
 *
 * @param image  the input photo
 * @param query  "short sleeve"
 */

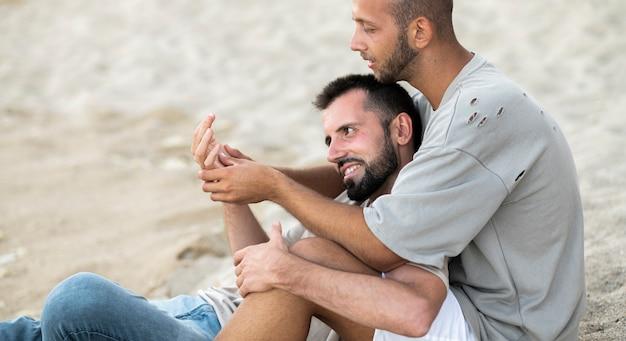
xmin=364 ymin=146 xmax=508 ymax=269
xmin=283 ymin=223 xmax=307 ymax=246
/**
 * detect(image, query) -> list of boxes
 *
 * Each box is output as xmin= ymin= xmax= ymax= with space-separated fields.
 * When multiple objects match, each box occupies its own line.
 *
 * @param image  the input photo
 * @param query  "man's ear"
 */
xmin=407 ymin=16 xmax=434 ymax=49
xmin=393 ymin=113 xmax=413 ymax=146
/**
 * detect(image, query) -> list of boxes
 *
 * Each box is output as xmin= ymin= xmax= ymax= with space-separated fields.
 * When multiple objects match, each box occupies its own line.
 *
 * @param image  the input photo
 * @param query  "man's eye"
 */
xmin=343 ymin=127 xmax=355 ymax=135
xmin=364 ymin=26 xmax=376 ymax=34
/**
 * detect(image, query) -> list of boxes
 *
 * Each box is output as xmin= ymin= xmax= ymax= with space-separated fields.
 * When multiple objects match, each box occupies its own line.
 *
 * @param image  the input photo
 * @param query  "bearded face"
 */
xmin=340 ymin=130 xmax=398 ymax=201
xmin=372 ymin=30 xmax=418 ymax=83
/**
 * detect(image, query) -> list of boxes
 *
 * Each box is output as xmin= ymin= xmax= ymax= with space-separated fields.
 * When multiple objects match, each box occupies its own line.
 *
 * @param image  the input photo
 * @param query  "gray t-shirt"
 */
xmin=363 ymin=54 xmax=585 ymax=340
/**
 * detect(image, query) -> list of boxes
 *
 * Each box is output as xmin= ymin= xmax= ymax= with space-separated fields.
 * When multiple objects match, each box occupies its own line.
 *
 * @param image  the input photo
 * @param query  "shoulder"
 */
xmin=419 ymin=60 xmax=530 ymax=149
xmin=447 ymin=71 xmax=551 ymax=155
xmin=418 ymin=63 xmax=556 ymax=192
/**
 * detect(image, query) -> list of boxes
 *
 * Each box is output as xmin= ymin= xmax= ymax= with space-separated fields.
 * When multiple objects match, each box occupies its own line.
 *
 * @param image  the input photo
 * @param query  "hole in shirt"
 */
xmin=496 ymin=107 xmax=504 ymax=118
xmin=478 ymin=116 xmax=488 ymax=127
xmin=467 ymin=112 xmax=478 ymax=124
xmin=470 ymin=98 xmax=479 ymax=106
xmin=515 ymin=170 xmax=526 ymax=182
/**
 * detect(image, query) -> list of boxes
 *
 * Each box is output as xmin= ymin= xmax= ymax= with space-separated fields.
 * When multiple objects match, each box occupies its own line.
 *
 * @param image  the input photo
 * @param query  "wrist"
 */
xmin=266 ymin=167 xmax=290 ymax=203
xmin=272 ymin=252 xmax=304 ymax=292
xmin=223 ymin=203 xmax=250 ymax=217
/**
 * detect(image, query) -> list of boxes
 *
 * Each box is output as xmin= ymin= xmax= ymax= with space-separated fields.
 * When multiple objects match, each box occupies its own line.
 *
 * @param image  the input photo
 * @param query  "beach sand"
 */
xmin=0 ymin=0 xmax=624 ymax=339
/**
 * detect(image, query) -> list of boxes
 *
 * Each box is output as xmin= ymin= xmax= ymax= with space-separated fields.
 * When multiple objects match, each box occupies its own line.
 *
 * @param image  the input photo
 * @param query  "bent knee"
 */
xmin=42 ymin=272 xmax=120 ymax=322
xmin=46 ymin=272 xmax=111 ymax=302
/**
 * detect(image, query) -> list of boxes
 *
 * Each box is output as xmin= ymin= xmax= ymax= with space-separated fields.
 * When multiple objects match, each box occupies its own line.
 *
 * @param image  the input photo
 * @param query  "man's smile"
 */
xmin=339 ymin=162 xmax=363 ymax=181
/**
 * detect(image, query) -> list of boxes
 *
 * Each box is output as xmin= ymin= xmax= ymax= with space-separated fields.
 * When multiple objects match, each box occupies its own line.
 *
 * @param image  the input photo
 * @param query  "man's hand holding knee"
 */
xmin=233 ymin=223 xmax=295 ymax=297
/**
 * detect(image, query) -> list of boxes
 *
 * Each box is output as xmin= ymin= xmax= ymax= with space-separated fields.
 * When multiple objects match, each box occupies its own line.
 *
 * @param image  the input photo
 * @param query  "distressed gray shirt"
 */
xmin=364 ymin=54 xmax=585 ymax=340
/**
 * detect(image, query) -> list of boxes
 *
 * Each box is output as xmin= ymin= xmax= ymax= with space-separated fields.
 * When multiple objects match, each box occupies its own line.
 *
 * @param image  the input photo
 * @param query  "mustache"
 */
xmin=337 ymin=157 xmax=365 ymax=171
xmin=360 ymin=53 xmax=372 ymax=61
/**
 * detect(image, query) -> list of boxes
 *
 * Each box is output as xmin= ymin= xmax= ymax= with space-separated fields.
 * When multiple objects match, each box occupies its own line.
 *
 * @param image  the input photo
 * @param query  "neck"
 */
xmin=406 ymin=42 xmax=473 ymax=110
xmin=368 ymin=171 xmax=399 ymax=203
xmin=367 ymin=146 xmax=415 ymax=202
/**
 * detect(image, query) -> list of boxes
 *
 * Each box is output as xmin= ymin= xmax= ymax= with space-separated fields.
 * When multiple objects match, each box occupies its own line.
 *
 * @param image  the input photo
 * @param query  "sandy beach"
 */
xmin=0 ymin=0 xmax=624 ymax=339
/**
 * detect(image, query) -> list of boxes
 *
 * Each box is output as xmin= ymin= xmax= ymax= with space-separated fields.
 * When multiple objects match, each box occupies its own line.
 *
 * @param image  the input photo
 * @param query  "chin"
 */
xmin=374 ymin=72 xmax=397 ymax=84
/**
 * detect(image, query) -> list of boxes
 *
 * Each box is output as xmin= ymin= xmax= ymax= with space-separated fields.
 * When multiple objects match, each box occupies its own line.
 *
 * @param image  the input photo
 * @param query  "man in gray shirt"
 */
xmin=198 ymin=0 xmax=585 ymax=340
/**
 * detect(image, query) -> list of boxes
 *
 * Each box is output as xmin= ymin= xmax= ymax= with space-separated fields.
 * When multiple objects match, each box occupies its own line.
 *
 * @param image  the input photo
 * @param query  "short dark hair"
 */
xmin=313 ymin=74 xmax=422 ymax=151
xmin=390 ymin=0 xmax=455 ymax=41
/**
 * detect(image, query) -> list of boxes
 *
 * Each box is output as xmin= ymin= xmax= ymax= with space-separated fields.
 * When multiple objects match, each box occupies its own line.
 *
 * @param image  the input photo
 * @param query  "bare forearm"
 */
xmin=199 ymin=159 xmax=400 ymax=269
xmin=276 ymin=255 xmax=435 ymax=337
xmin=223 ymin=204 xmax=268 ymax=254
xmin=276 ymin=164 xmax=344 ymax=198
xmin=270 ymin=174 xmax=402 ymax=271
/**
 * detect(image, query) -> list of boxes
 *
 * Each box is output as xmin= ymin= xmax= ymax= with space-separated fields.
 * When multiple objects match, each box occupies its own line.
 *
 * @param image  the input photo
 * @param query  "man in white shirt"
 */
xmin=194 ymin=74 xmax=473 ymax=340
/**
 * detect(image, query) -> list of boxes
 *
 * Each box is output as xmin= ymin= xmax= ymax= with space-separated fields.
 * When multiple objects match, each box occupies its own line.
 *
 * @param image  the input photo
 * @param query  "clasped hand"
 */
xmin=191 ymin=114 xmax=277 ymax=204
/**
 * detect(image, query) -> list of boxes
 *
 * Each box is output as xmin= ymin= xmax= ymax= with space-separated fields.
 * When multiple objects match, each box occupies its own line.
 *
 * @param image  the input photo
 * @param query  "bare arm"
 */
xmin=278 ymin=258 xmax=445 ymax=337
xmin=191 ymin=115 xmax=269 ymax=254
xmin=276 ymin=164 xmax=344 ymax=198
xmin=192 ymin=113 xmax=342 ymax=198
xmin=272 ymin=173 xmax=404 ymax=271
xmin=200 ymin=159 xmax=403 ymax=271
xmin=223 ymin=204 xmax=268 ymax=254
xmin=234 ymin=227 xmax=446 ymax=338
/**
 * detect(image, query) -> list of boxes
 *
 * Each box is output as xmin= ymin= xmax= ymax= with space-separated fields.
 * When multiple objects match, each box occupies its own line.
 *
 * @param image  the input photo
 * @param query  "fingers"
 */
xmin=218 ymin=151 xmax=236 ymax=166
xmin=198 ymin=169 xmax=233 ymax=201
xmin=191 ymin=113 xmax=216 ymax=155
xmin=236 ymin=274 xmax=248 ymax=297
xmin=198 ymin=168 xmax=227 ymax=183
xmin=194 ymin=127 xmax=217 ymax=168
xmin=234 ymin=252 xmax=246 ymax=295
xmin=224 ymin=144 xmax=252 ymax=161
xmin=203 ymin=143 xmax=222 ymax=169
xmin=201 ymin=181 xmax=221 ymax=194
xmin=233 ymin=248 xmax=246 ymax=266
xmin=223 ymin=144 xmax=240 ymax=158
xmin=239 ymin=284 xmax=248 ymax=298
xmin=209 ymin=192 xmax=235 ymax=203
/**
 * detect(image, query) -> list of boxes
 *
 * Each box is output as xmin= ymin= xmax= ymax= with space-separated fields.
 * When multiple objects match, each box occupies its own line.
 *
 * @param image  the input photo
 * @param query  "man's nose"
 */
xmin=350 ymin=28 xmax=366 ymax=52
xmin=327 ymin=140 xmax=347 ymax=163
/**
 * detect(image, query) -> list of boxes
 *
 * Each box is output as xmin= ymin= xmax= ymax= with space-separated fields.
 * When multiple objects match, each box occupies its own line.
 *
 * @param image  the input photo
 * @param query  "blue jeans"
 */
xmin=0 ymin=272 xmax=222 ymax=341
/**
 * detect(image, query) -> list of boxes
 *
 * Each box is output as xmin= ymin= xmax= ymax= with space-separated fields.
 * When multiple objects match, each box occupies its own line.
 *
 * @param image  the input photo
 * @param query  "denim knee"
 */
xmin=41 ymin=272 xmax=119 ymax=333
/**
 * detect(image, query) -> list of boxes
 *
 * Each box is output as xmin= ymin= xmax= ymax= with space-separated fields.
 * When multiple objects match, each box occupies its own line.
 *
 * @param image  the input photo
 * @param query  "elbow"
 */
xmin=396 ymin=315 xmax=434 ymax=338
xmin=390 ymin=298 xmax=437 ymax=338
xmin=360 ymin=239 xmax=405 ymax=272
xmin=399 ymin=319 xmax=431 ymax=338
